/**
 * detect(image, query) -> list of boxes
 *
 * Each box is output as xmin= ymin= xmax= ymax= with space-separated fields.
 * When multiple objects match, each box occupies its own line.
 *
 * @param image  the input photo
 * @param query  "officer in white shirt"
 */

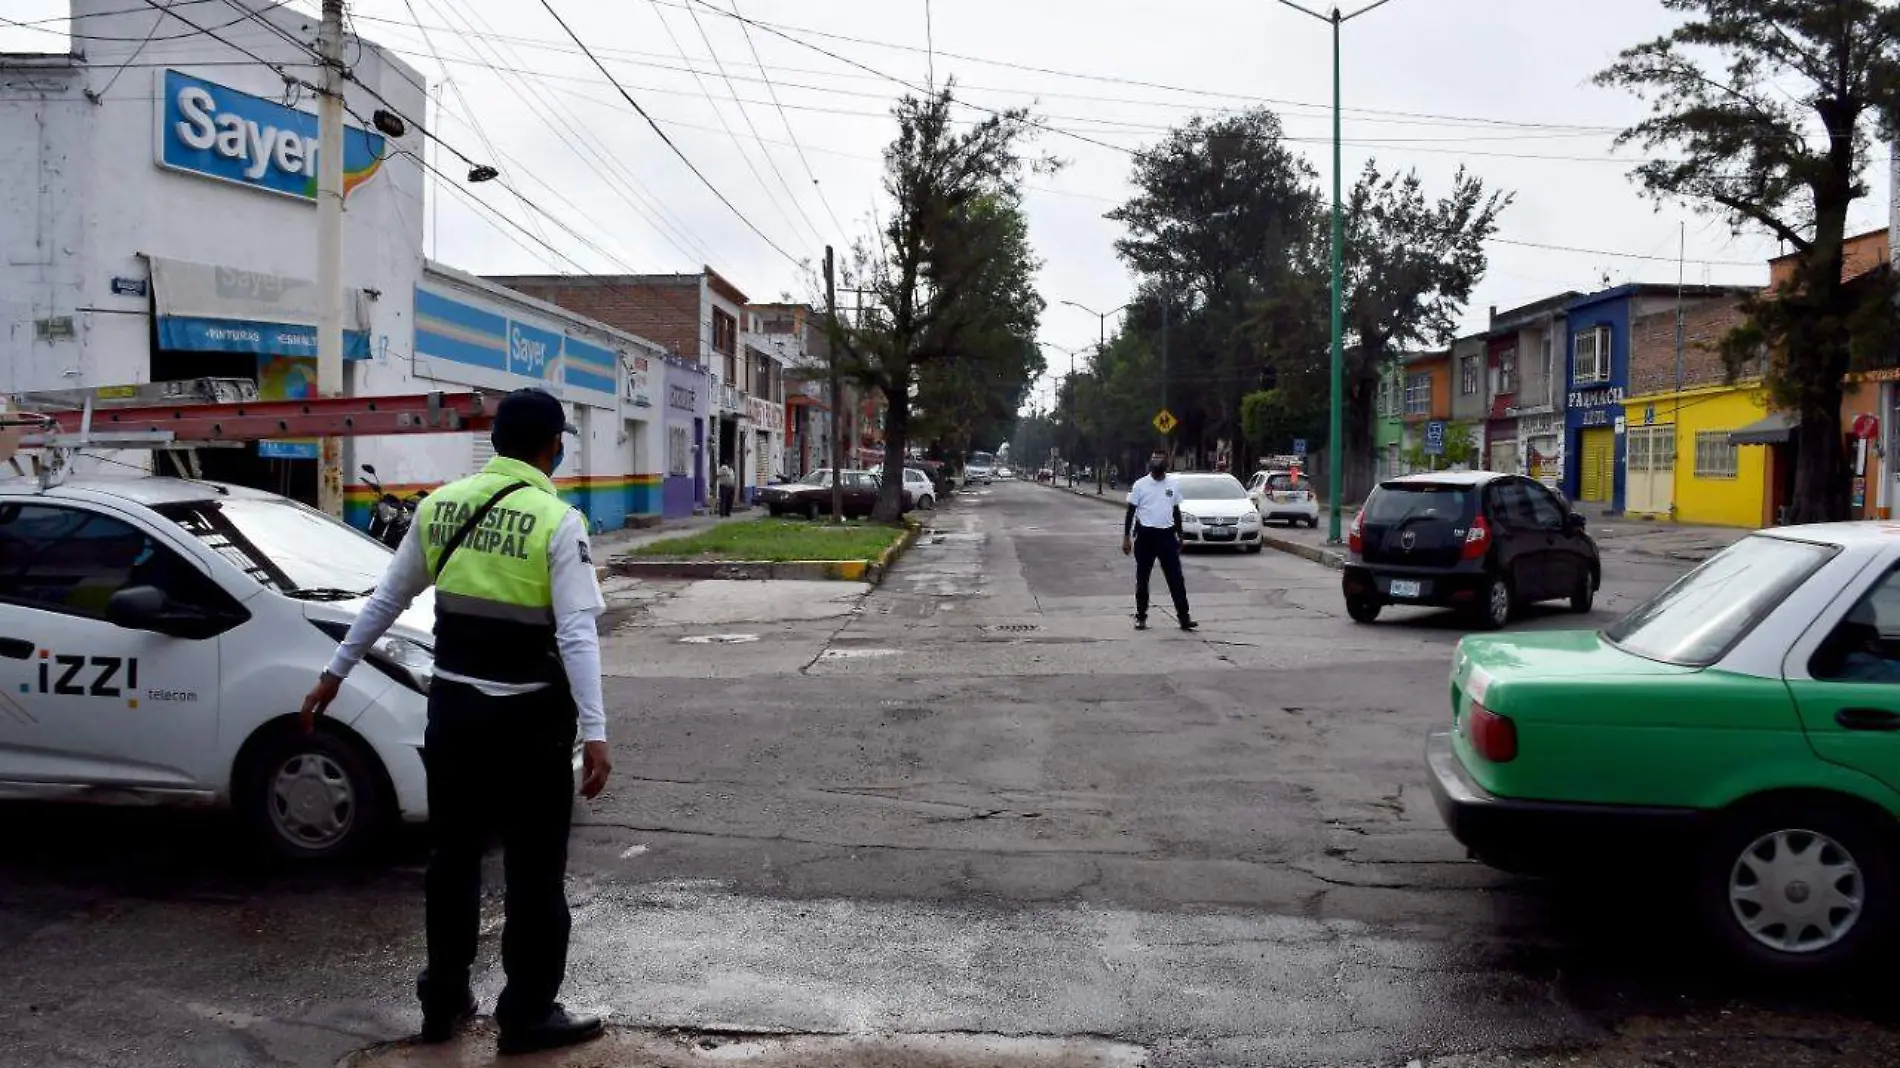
xmin=1122 ymin=451 xmax=1198 ymax=631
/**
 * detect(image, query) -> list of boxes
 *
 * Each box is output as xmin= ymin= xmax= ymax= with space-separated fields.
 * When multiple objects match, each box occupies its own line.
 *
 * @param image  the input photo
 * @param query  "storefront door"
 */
xmin=1579 ymin=427 xmax=1615 ymax=503
xmin=1625 ymin=424 xmax=1675 ymax=515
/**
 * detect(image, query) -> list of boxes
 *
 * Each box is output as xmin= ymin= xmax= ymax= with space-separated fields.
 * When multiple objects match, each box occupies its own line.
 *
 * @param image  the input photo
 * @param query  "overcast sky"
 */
xmin=7 ymin=0 xmax=1894 ymax=412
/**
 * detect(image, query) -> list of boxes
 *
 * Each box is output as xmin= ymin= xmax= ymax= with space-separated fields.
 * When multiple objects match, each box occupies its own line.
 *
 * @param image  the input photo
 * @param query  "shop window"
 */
xmin=1694 ymin=430 xmax=1738 ymax=479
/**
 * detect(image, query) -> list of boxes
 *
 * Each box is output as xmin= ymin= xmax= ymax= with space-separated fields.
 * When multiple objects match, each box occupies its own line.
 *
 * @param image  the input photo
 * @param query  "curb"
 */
xmin=1259 ymin=532 xmax=1346 ymax=571
xmin=605 ymin=524 xmax=915 ymax=585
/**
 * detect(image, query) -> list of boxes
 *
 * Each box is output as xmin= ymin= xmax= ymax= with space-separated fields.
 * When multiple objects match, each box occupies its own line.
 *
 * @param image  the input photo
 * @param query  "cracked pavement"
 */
xmin=2 ymin=482 xmax=1896 ymax=1067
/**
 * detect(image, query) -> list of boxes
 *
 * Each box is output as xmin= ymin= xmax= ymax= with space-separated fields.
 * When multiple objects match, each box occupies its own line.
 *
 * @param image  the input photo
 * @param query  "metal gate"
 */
xmin=1624 ymin=424 xmax=1675 ymax=515
xmin=1579 ymin=427 xmax=1615 ymax=503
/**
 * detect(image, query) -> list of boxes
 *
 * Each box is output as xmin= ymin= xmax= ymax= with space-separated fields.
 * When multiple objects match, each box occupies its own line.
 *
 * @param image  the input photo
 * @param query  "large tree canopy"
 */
xmin=831 ymin=87 xmax=1046 ymax=520
xmin=1596 ymin=0 xmax=1900 ymax=521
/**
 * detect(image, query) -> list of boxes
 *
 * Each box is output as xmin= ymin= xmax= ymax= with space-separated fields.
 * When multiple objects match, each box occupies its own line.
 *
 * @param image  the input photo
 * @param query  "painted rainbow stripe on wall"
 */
xmin=345 ymin=474 xmax=662 ymax=535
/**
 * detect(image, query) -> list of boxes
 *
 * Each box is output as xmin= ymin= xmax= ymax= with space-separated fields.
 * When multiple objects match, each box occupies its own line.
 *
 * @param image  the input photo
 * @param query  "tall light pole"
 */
xmin=1059 ymin=300 xmax=1133 ymax=495
xmin=1269 ymin=0 xmax=1400 ymax=543
xmin=1039 ymin=341 xmax=1089 ymax=488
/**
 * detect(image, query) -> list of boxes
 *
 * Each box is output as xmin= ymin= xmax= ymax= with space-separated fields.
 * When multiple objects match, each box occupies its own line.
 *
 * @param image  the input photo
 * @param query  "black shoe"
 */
xmin=497 ymin=1005 xmax=605 ymax=1056
xmin=1134 ymin=616 xmax=1148 ymax=630
xmin=418 ymin=992 xmax=477 ymax=1044
xmin=1179 ymin=618 xmax=1199 ymax=631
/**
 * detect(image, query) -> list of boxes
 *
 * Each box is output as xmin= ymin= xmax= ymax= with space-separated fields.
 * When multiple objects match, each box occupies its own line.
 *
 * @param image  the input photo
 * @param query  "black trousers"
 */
xmin=1133 ymin=525 xmax=1191 ymax=622
xmin=419 ymin=678 xmax=577 ymax=1028
xmin=717 ymin=485 xmax=735 ymax=516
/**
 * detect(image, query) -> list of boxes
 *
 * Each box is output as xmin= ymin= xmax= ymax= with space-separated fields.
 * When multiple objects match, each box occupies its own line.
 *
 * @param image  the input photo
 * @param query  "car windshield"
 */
xmin=1365 ymin=484 xmax=1471 ymax=524
xmin=1177 ymin=475 xmax=1249 ymax=501
xmin=1604 ymin=534 xmax=1837 ymax=667
xmin=157 ymin=496 xmax=393 ymax=596
xmin=799 ymin=470 xmax=831 ymax=485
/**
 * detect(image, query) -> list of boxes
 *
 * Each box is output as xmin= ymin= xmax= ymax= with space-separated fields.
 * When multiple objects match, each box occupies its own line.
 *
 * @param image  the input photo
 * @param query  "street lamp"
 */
xmin=1059 ymin=300 xmax=1134 ymax=495
xmin=1269 ymin=0 xmax=1401 ymax=544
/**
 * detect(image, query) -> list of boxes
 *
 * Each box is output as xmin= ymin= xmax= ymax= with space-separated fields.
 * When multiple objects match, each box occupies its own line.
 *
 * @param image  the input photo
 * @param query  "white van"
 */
xmin=0 ymin=477 xmax=446 ymax=859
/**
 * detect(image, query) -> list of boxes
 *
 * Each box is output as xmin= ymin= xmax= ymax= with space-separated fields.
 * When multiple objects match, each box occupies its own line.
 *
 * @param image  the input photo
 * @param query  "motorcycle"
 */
xmin=360 ymin=464 xmax=426 ymax=548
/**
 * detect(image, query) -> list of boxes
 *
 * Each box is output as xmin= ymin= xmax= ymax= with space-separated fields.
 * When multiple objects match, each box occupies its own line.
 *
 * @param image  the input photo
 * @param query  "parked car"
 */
xmin=1343 ymin=472 xmax=1599 ymax=629
xmin=0 ymin=477 xmax=516 ymax=860
xmin=966 ymin=461 xmax=994 ymax=486
xmin=902 ymin=468 xmax=938 ymax=510
xmin=909 ymin=459 xmax=955 ymax=499
xmin=1176 ymin=473 xmax=1264 ymax=552
xmin=1247 ymin=469 xmax=1319 ymax=528
xmin=1430 ymin=523 xmax=1900 ymax=974
xmin=996 ymin=466 xmax=1015 ymax=480
xmin=763 ymin=470 xmax=910 ymax=519
xmin=1035 ymin=468 xmax=1054 ymax=483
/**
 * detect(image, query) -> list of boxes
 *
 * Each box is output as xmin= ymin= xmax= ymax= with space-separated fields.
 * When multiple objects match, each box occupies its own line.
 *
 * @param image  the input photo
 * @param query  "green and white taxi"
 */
xmin=1430 ymin=523 xmax=1900 ymax=973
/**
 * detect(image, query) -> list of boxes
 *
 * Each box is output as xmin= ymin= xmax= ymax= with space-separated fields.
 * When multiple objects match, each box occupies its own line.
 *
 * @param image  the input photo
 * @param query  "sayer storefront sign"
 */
xmin=156 ymin=70 xmax=387 ymax=201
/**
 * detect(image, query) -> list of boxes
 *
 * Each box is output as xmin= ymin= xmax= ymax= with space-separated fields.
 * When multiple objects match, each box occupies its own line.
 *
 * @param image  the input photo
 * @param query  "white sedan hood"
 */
xmin=1181 ymin=499 xmax=1257 ymax=520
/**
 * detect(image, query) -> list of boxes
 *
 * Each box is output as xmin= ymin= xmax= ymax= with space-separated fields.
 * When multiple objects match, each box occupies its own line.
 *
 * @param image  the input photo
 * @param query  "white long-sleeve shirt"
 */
xmin=324 ymin=510 xmax=608 ymax=742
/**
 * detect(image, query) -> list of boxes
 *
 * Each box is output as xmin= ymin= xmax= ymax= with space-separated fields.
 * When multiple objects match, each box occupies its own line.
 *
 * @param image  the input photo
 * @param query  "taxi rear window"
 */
xmin=1604 ymin=535 xmax=1836 ymax=666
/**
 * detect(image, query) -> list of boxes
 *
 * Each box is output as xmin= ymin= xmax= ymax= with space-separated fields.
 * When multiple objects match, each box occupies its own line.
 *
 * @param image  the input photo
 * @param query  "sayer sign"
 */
xmin=157 ymin=69 xmax=388 ymax=201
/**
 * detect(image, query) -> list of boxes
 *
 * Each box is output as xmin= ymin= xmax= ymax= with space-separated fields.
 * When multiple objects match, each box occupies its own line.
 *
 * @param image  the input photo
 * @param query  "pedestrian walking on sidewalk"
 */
xmin=1123 ymin=451 xmax=1197 ymax=631
xmin=716 ymin=462 xmax=736 ymax=517
xmin=300 ymin=388 xmax=612 ymax=1056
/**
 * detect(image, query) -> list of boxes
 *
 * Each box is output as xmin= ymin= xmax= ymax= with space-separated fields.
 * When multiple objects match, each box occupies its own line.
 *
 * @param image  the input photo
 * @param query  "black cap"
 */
xmin=492 ymin=388 xmax=576 ymax=457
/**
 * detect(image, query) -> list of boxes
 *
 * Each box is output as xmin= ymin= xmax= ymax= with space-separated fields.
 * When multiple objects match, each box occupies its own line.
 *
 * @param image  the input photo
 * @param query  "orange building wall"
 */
xmin=1769 ymin=228 xmax=1890 ymax=288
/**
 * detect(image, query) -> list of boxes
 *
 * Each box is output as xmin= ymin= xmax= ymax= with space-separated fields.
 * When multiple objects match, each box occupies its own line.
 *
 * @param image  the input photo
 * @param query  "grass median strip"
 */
xmin=630 ymin=519 xmax=906 ymax=562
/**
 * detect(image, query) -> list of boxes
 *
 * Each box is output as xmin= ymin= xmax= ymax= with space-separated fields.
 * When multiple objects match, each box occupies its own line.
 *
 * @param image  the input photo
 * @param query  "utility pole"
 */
xmin=825 ymin=246 xmax=844 ymax=523
xmin=316 ymin=0 xmax=347 ymax=518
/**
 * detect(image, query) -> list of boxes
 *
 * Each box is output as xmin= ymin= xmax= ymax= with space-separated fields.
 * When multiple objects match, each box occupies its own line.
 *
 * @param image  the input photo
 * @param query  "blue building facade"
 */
xmin=1561 ymin=287 xmax=1635 ymax=510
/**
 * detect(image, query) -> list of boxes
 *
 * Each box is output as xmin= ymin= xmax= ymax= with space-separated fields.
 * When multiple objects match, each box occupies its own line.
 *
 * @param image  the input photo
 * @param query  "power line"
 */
xmin=729 ymin=0 xmax=848 ymax=238
xmin=644 ymin=0 xmax=811 ymax=248
xmin=535 ymin=0 xmax=804 ymax=266
xmin=1489 ymin=236 xmax=1762 ymax=267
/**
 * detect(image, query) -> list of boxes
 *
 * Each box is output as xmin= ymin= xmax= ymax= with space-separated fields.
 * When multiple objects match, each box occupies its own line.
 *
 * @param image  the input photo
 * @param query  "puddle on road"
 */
xmin=344 ymin=1027 xmax=1146 ymax=1068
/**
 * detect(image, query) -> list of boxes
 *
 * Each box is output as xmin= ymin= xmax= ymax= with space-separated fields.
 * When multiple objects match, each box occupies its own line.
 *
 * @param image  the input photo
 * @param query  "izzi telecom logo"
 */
xmin=156 ymin=69 xmax=388 ymax=201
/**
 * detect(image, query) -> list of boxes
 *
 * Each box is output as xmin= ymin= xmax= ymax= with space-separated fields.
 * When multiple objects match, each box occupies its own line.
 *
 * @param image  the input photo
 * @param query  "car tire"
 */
xmin=1569 ymin=568 xmax=1597 ymax=613
xmin=242 ymin=727 xmax=387 ymax=862
xmin=1472 ymin=572 xmax=1513 ymax=630
xmin=1246 ymin=542 xmax=1263 ymax=554
xmin=1346 ymin=597 xmax=1381 ymax=624
xmin=805 ymin=500 xmax=821 ymax=521
xmin=920 ymin=494 xmax=935 ymax=511
xmin=1699 ymin=800 xmax=1895 ymax=975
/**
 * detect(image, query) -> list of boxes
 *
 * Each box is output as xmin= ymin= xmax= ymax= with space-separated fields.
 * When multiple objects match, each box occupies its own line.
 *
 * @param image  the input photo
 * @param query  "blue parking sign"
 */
xmin=1293 ymin=438 xmax=1308 ymax=457
xmin=1425 ymin=421 xmax=1446 ymax=455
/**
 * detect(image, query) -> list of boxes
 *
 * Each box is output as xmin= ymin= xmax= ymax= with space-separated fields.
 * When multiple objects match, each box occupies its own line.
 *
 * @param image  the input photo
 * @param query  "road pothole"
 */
xmin=678 ymin=634 xmax=761 ymax=644
xmin=343 ymin=1026 xmax=1147 ymax=1067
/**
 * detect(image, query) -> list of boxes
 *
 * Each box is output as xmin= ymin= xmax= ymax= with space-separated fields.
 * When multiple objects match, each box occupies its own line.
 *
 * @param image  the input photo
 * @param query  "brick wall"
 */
xmin=1628 ymin=296 xmax=1750 ymax=396
xmin=488 ymin=278 xmax=705 ymax=360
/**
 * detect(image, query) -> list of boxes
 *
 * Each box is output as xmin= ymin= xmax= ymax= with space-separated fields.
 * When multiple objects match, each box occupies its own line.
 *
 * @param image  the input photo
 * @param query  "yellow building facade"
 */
xmin=1621 ymin=382 xmax=1772 ymax=528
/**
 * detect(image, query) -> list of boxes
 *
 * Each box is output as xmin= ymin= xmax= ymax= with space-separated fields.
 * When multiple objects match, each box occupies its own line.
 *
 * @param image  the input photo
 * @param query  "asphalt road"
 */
xmin=2 ymin=481 xmax=1896 ymax=1068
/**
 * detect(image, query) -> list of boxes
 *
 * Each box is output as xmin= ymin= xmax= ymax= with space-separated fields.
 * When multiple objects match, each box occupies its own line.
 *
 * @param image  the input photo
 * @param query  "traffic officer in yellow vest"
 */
xmin=301 ymin=387 xmax=612 ymax=1056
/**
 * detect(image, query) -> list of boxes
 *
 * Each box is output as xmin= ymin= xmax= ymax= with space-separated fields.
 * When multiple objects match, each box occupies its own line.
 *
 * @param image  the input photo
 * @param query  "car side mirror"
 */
xmin=106 ymin=585 xmax=227 ymax=640
xmin=1565 ymin=512 xmax=1587 ymax=531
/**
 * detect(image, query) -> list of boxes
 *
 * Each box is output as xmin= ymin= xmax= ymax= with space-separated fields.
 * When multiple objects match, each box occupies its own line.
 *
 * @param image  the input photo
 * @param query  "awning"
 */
xmin=151 ymin=256 xmax=369 ymax=359
xmin=1729 ymin=412 xmax=1799 ymax=446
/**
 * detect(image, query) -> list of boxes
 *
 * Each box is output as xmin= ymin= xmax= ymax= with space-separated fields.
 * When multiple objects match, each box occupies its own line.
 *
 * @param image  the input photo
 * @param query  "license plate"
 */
xmin=1389 ymin=580 xmax=1422 ymax=598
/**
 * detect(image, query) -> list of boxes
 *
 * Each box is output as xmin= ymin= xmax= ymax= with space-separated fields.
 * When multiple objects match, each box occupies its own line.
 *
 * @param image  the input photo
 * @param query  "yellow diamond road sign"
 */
xmin=1153 ymin=408 xmax=1178 ymax=435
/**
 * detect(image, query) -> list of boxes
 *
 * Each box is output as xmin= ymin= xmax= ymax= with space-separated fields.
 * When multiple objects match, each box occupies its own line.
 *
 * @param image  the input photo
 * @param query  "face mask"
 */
xmin=553 ymin=445 xmax=565 ymax=471
xmin=1150 ymin=463 xmax=1167 ymax=477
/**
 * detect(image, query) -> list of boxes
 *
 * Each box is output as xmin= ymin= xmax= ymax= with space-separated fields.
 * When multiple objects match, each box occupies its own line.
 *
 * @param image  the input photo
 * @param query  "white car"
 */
xmin=996 ymin=466 xmax=1015 ymax=480
xmin=0 ymin=477 xmax=474 ymax=860
xmin=966 ymin=464 xmax=994 ymax=486
xmin=902 ymin=467 xmax=938 ymax=510
xmin=1176 ymin=473 xmax=1264 ymax=552
xmin=1248 ymin=469 xmax=1321 ymax=528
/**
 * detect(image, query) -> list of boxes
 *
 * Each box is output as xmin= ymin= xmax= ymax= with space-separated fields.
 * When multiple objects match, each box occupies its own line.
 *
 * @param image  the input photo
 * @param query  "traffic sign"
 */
xmin=1292 ymin=438 xmax=1308 ymax=457
xmin=1153 ymin=408 xmax=1178 ymax=435
xmin=1424 ymin=420 xmax=1446 ymax=456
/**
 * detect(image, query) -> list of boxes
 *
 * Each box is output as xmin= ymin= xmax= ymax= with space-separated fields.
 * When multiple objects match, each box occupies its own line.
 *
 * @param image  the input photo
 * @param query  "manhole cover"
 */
xmin=678 ymin=634 xmax=761 ymax=644
xmin=985 ymin=624 xmax=1041 ymax=633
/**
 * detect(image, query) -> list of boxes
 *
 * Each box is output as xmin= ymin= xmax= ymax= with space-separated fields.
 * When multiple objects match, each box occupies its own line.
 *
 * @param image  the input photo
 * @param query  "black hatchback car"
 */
xmin=1342 ymin=471 xmax=1600 ymax=629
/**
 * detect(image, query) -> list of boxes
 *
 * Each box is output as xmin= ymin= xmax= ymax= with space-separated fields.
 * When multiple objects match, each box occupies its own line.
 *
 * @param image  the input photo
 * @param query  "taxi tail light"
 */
xmin=1460 ymin=515 xmax=1492 ymax=561
xmin=1468 ymin=704 xmax=1517 ymax=763
xmin=1348 ymin=508 xmax=1365 ymax=554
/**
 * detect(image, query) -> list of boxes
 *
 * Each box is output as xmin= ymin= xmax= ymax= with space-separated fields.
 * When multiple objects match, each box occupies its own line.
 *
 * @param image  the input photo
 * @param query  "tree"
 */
xmin=1339 ymin=164 xmax=1510 ymax=501
xmin=1240 ymin=387 xmax=1325 ymax=458
xmin=829 ymin=87 xmax=1047 ymax=520
xmin=1595 ymin=0 xmax=1900 ymax=522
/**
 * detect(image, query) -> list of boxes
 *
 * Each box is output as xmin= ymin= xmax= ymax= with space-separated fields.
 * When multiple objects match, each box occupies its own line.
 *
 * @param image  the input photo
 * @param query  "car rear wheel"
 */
xmin=919 ymin=494 xmax=935 ymax=510
xmin=1700 ymin=802 xmax=1893 ymax=974
xmin=1569 ymin=568 xmax=1596 ymax=613
xmin=1471 ymin=573 xmax=1513 ymax=630
xmin=804 ymin=500 xmax=821 ymax=521
xmin=1346 ymin=597 xmax=1381 ymax=624
xmin=244 ymin=728 xmax=387 ymax=862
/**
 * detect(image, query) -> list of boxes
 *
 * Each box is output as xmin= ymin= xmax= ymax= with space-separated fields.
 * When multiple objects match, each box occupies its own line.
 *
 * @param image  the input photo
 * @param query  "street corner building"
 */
xmin=0 ymin=0 xmax=700 ymax=533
